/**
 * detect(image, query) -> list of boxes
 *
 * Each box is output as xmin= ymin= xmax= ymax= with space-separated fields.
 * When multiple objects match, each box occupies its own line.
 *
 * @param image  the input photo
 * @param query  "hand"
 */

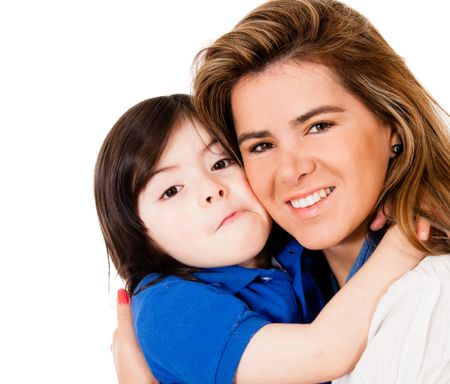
xmin=378 ymin=224 xmax=427 ymax=264
xmin=370 ymin=209 xmax=430 ymax=241
xmin=112 ymin=289 xmax=159 ymax=384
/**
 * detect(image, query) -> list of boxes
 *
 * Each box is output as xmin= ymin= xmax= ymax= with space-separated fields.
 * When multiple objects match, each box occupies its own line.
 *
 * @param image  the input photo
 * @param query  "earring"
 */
xmin=392 ymin=143 xmax=403 ymax=156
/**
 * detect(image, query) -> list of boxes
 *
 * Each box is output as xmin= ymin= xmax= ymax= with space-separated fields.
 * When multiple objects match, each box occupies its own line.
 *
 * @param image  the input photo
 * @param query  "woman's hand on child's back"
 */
xmin=113 ymin=289 xmax=159 ymax=384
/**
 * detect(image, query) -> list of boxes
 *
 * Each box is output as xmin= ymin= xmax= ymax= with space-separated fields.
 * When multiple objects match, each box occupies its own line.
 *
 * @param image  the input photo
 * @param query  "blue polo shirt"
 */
xmin=132 ymin=237 xmax=376 ymax=384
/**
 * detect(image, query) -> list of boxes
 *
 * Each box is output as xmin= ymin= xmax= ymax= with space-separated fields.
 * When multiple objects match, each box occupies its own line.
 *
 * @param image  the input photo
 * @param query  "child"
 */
xmin=95 ymin=94 xmax=423 ymax=384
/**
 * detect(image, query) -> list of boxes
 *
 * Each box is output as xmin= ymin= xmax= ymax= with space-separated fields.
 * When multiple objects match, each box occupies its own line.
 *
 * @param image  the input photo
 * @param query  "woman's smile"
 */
xmin=287 ymin=186 xmax=336 ymax=219
xmin=232 ymin=61 xmax=397 ymax=256
xmin=288 ymin=186 xmax=335 ymax=209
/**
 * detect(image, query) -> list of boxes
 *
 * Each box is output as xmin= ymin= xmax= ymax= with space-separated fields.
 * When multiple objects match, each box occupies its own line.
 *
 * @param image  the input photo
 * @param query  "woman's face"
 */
xmin=231 ymin=62 xmax=397 ymax=252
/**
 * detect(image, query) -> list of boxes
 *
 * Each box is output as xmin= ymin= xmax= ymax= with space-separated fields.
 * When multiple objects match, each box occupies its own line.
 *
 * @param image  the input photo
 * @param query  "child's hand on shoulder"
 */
xmin=378 ymin=217 xmax=430 ymax=264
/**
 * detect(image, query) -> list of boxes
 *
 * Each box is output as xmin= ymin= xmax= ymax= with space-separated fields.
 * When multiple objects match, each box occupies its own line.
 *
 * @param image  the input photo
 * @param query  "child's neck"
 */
xmin=239 ymin=248 xmax=271 ymax=269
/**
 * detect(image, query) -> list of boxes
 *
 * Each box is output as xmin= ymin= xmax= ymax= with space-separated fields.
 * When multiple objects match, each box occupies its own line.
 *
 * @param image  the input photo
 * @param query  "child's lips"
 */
xmin=217 ymin=210 xmax=243 ymax=230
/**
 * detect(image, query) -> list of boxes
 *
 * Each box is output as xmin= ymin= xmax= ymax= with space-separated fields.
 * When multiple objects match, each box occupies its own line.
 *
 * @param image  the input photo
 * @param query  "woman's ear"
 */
xmin=389 ymin=129 xmax=403 ymax=159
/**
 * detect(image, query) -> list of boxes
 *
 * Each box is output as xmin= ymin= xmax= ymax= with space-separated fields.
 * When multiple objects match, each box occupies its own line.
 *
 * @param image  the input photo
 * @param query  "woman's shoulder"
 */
xmin=387 ymin=253 xmax=450 ymax=296
xmin=412 ymin=253 xmax=450 ymax=275
xmin=378 ymin=253 xmax=450 ymax=307
xmin=334 ymin=254 xmax=450 ymax=383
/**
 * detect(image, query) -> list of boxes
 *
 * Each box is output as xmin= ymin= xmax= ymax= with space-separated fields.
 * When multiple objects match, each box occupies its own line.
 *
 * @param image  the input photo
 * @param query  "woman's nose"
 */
xmin=276 ymin=145 xmax=315 ymax=186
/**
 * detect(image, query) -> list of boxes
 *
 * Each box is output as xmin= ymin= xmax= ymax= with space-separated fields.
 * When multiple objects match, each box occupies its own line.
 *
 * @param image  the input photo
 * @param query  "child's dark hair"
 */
xmin=94 ymin=94 xmax=201 ymax=295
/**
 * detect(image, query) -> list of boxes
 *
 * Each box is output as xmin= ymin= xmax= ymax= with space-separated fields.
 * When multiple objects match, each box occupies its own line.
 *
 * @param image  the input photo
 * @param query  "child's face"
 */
xmin=137 ymin=119 xmax=272 ymax=268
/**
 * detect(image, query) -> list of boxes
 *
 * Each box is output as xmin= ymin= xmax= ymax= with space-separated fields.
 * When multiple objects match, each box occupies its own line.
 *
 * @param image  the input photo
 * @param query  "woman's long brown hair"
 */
xmin=194 ymin=0 xmax=450 ymax=254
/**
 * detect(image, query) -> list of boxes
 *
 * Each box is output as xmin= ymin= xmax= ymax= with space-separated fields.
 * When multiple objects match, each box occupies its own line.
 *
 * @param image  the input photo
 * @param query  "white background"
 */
xmin=0 ymin=1 xmax=448 ymax=383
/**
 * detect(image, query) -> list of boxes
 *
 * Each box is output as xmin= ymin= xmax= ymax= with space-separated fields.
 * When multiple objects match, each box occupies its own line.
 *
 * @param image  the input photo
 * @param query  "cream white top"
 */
xmin=334 ymin=254 xmax=450 ymax=384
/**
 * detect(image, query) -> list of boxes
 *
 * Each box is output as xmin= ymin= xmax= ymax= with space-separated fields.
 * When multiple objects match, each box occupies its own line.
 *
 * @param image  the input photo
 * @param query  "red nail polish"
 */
xmin=117 ymin=288 xmax=130 ymax=304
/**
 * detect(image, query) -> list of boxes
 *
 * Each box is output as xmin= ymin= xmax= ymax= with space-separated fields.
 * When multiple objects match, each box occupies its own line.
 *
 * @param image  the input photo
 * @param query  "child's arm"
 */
xmin=235 ymin=225 xmax=424 ymax=384
xmin=111 ymin=225 xmax=426 ymax=384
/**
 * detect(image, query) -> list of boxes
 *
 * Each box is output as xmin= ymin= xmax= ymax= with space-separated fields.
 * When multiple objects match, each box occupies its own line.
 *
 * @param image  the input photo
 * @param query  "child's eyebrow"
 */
xmin=203 ymin=138 xmax=219 ymax=153
xmin=147 ymin=165 xmax=178 ymax=180
xmin=148 ymin=139 xmax=220 ymax=180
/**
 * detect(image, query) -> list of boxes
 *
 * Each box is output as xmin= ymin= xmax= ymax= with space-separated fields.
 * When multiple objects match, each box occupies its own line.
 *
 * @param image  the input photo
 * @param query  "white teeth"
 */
xmin=290 ymin=187 xmax=334 ymax=209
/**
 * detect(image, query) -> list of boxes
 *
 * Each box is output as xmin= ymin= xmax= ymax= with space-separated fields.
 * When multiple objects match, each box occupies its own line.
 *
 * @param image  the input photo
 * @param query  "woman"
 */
xmin=98 ymin=94 xmax=425 ymax=384
xmin=112 ymin=0 xmax=450 ymax=382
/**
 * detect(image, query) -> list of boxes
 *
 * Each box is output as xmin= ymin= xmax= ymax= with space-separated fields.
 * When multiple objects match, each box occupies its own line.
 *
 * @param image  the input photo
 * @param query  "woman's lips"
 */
xmin=289 ymin=186 xmax=336 ymax=208
xmin=287 ymin=187 xmax=336 ymax=219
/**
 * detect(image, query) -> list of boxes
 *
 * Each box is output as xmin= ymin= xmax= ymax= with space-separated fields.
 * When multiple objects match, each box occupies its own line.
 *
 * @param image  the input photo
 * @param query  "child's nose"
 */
xmin=205 ymin=188 xmax=225 ymax=203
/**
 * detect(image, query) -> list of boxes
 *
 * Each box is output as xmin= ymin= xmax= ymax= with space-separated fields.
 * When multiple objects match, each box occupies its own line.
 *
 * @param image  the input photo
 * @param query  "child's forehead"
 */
xmin=157 ymin=120 xmax=223 ymax=165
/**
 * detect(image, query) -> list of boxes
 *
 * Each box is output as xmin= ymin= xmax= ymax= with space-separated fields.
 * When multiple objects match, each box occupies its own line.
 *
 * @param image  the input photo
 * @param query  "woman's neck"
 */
xmin=323 ymin=225 xmax=368 ymax=287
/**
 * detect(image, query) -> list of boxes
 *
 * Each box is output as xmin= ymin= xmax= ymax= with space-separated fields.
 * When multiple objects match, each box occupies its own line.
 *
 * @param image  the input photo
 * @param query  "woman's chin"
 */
xmin=290 ymin=229 xmax=344 ymax=252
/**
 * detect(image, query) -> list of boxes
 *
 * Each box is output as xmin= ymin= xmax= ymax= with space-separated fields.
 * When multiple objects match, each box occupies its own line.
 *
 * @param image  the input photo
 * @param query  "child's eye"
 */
xmin=211 ymin=158 xmax=235 ymax=171
xmin=160 ymin=185 xmax=183 ymax=200
xmin=308 ymin=122 xmax=333 ymax=134
xmin=249 ymin=142 xmax=274 ymax=153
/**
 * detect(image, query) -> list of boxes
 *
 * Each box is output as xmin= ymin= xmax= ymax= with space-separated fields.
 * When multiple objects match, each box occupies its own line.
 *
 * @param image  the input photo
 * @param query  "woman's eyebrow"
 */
xmin=237 ymin=105 xmax=345 ymax=146
xmin=238 ymin=130 xmax=273 ymax=146
xmin=290 ymin=105 xmax=345 ymax=126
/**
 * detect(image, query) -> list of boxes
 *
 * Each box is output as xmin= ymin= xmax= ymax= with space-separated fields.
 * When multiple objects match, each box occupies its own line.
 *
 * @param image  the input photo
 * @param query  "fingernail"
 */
xmin=418 ymin=231 xmax=428 ymax=241
xmin=117 ymin=288 xmax=129 ymax=304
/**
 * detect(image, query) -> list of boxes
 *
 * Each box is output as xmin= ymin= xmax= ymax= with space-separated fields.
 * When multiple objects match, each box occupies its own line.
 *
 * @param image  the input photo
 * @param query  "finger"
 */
xmin=370 ymin=209 xmax=389 ymax=231
xmin=116 ymin=288 xmax=132 ymax=327
xmin=416 ymin=217 xmax=430 ymax=241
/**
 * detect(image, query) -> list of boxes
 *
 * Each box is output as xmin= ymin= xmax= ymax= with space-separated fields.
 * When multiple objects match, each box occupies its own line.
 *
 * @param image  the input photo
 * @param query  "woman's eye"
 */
xmin=160 ymin=185 xmax=182 ymax=200
xmin=211 ymin=158 xmax=235 ymax=171
xmin=308 ymin=122 xmax=332 ymax=134
xmin=249 ymin=142 xmax=274 ymax=153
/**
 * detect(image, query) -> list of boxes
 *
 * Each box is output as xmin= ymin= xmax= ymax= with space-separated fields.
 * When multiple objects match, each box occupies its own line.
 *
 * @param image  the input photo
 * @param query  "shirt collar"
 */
xmin=346 ymin=233 xmax=382 ymax=282
xmin=194 ymin=264 xmax=291 ymax=294
xmin=275 ymin=233 xmax=382 ymax=321
xmin=276 ymin=239 xmax=336 ymax=322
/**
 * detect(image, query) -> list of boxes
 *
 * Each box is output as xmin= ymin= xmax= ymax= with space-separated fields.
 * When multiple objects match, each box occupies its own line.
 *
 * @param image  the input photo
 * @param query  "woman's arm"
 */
xmin=111 ymin=224 xmax=427 ymax=384
xmin=235 ymin=225 xmax=425 ymax=384
xmin=113 ymin=289 xmax=158 ymax=384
